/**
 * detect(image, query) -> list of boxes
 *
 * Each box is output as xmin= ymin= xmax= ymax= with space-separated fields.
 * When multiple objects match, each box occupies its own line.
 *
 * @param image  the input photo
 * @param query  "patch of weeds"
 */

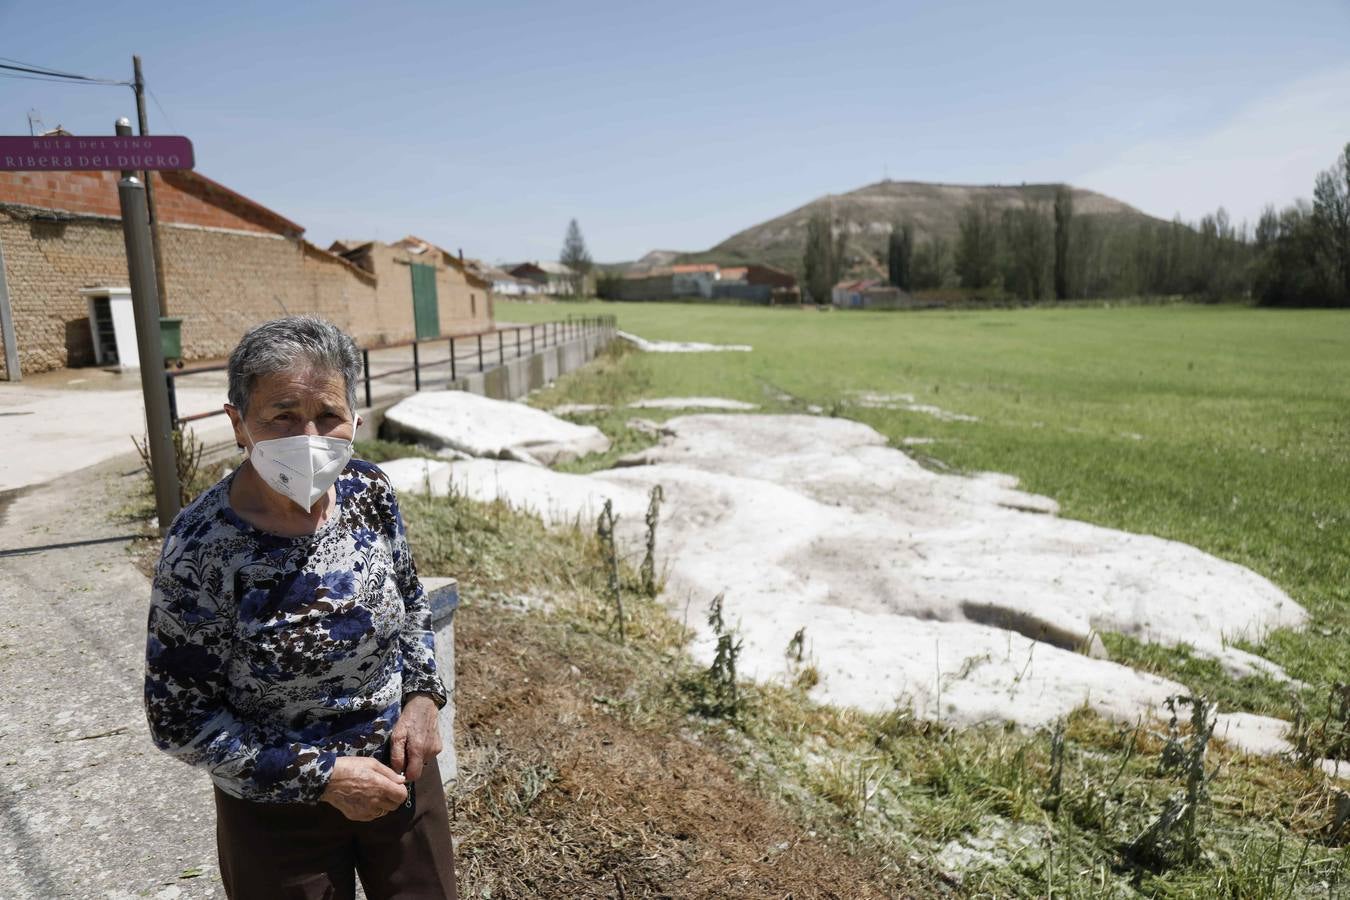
xmin=639 ymin=484 xmax=664 ymax=598
xmin=1291 ymin=682 xmax=1350 ymax=766
xmin=1124 ymin=695 xmax=1218 ymax=870
xmin=527 ymin=338 xmax=651 ymax=410
xmin=551 ymin=410 xmax=660 ymax=475
xmin=595 ymin=498 xmax=625 ymax=642
xmin=354 ymin=437 xmax=437 ymax=464
xmin=695 ymin=677 xmax=1350 ymax=898
xmin=680 ymin=593 xmax=747 ymax=722
xmin=517 ymin=338 xmax=667 ymax=473
xmin=118 ymin=440 xmax=229 ymax=535
xmin=783 ymin=627 xmax=821 ymax=692
xmin=1099 ymin=630 xmax=1296 ymax=717
xmin=130 ymin=427 xmax=228 ymax=510
xmin=400 ymin=483 xmax=685 ymax=653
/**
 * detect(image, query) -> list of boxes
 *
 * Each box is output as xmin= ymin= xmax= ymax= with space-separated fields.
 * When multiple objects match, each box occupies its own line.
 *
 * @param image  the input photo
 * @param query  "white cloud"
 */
xmin=1074 ymin=66 xmax=1350 ymax=226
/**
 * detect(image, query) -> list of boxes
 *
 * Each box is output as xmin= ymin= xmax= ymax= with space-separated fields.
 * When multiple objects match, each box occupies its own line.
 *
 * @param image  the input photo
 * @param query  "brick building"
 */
xmin=329 ymin=236 xmax=492 ymax=342
xmin=718 ymin=264 xmax=797 ymax=292
xmin=0 ymin=169 xmax=493 ymax=378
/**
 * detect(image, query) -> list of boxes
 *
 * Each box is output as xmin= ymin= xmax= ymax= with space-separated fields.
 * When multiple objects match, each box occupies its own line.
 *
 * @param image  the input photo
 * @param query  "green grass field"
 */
xmin=504 ymin=300 xmax=1350 ymax=717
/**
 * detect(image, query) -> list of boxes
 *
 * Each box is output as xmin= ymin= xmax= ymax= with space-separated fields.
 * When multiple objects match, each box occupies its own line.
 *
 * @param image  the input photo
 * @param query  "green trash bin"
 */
xmin=159 ymin=316 xmax=183 ymax=366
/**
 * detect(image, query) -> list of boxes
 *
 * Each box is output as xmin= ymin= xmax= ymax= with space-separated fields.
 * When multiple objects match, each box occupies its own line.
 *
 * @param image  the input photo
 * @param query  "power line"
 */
xmin=0 ymin=59 xmax=130 ymax=86
xmin=146 ymin=86 xmax=174 ymax=131
xmin=0 ymin=54 xmax=110 ymax=79
xmin=0 ymin=55 xmax=129 ymax=83
xmin=0 ymin=71 xmax=129 ymax=89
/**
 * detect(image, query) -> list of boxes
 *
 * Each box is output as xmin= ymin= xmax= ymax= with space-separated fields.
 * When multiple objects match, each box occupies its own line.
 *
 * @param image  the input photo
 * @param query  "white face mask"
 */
xmin=243 ymin=423 xmax=355 ymax=512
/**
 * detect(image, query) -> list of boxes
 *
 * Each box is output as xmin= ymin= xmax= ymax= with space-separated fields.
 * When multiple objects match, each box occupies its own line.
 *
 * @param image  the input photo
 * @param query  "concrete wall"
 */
xmin=367 ymin=327 xmax=614 ymax=440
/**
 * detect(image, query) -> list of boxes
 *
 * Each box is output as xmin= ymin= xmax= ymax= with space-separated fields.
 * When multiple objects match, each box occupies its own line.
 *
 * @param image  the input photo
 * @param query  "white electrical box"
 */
xmin=83 ymin=287 xmax=137 ymax=369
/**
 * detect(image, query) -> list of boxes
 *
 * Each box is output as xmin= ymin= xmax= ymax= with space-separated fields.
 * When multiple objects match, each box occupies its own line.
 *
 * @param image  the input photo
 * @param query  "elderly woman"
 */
xmin=144 ymin=316 xmax=457 ymax=899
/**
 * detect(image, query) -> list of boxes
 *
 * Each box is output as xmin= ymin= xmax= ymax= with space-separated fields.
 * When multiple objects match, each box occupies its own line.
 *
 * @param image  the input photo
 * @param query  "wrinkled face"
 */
xmin=225 ymin=365 xmax=357 ymax=454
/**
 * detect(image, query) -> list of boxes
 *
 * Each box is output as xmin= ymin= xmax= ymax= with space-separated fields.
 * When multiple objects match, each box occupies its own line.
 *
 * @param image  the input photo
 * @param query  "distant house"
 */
xmin=719 ymin=264 xmax=797 ymax=291
xmin=331 ymin=235 xmax=494 ymax=342
xmin=615 ymin=261 xmax=799 ymax=304
xmin=670 ymin=263 xmax=720 ymax=298
xmin=832 ymin=279 xmax=912 ymax=310
xmin=508 ymin=261 xmax=592 ymax=296
xmin=717 ymin=263 xmax=798 ymax=304
xmin=463 ymin=259 xmax=538 ymax=297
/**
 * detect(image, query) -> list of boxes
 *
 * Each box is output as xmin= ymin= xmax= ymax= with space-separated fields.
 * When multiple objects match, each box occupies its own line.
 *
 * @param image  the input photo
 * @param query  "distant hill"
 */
xmin=629 ymin=249 xmax=684 ymax=272
xmin=674 ymin=180 xmax=1165 ymax=277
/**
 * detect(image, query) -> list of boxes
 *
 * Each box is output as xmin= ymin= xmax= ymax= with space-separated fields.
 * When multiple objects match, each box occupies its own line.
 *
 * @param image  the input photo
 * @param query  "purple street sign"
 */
xmin=0 ymin=135 xmax=195 ymax=171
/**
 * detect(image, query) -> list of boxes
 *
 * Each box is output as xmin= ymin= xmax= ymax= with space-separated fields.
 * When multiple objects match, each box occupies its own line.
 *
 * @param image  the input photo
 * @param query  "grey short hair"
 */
xmin=227 ymin=316 xmax=362 ymax=416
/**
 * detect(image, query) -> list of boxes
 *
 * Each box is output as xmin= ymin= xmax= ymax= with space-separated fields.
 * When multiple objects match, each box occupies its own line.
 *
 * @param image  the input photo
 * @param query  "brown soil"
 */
xmin=450 ymin=603 xmax=947 ymax=899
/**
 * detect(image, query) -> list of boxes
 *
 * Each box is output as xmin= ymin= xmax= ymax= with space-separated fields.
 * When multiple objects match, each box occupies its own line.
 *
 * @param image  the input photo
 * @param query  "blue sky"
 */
xmin=2 ymin=0 xmax=1347 ymax=262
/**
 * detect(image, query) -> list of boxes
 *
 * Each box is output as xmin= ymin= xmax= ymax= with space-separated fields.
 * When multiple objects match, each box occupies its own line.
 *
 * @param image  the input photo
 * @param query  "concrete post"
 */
xmin=423 ymin=576 xmax=459 ymax=786
xmin=116 ymin=118 xmax=180 ymax=533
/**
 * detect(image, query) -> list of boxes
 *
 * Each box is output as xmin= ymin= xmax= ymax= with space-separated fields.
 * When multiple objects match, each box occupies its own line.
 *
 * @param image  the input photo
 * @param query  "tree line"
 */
xmin=815 ymin=142 xmax=1350 ymax=306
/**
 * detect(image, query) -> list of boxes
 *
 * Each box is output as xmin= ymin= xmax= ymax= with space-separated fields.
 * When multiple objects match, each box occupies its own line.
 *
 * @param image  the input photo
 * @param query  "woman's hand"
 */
xmin=320 ymin=756 xmax=407 ymax=821
xmin=390 ymin=694 xmax=442 ymax=782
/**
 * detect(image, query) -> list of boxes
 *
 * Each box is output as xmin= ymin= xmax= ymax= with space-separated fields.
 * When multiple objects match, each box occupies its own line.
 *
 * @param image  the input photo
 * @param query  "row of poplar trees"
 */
xmin=879 ymin=188 xmax=1082 ymax=301
xmin=875 ymin=142 xmax=1350 ymax=306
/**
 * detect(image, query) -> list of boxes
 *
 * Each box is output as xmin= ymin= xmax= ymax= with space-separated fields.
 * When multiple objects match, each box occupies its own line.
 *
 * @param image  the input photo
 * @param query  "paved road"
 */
xmin=0 ymin=457 xmax=226 ymax=899
xmin=0 ymin=367 xmax=230 ymax=493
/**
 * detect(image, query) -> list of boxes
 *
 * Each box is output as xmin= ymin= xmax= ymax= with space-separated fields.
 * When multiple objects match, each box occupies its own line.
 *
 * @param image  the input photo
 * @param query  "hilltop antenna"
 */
xmin=26 ymin=109 xmax=43 ymax=136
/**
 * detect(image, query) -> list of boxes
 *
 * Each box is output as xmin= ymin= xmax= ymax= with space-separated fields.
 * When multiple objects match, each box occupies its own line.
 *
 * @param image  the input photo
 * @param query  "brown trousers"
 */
xmin=214 ymin=755 xmax=457 ymax=900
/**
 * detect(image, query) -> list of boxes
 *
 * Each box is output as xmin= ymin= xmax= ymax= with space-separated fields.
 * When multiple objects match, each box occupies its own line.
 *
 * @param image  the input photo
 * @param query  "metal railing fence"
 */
xmin=165 ymin=315 xmax=616 ymax=429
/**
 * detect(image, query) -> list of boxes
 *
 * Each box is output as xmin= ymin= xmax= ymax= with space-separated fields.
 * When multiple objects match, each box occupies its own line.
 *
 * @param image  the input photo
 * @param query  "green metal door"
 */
xmin=410 ymin=263 xmax=440 ymax=340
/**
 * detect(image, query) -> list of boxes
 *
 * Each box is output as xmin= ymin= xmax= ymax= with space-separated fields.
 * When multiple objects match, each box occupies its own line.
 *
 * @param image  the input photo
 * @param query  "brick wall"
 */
xmin=341 ymin=242 xmax=494 ymax=348
xmin=157 ymin=227 xmax=375 ymax=362
xmin=0 ymin=170 xmax=295 ymax=236
xmin=0 ymin=213 xmax=127 ymax=374
xmin=0 ymin=209 xmax=379 ymax=377
xmin=0 ymin=171 xmax=494 ymax=378
xmin=436 ymin=261 xmax=492 ymax=337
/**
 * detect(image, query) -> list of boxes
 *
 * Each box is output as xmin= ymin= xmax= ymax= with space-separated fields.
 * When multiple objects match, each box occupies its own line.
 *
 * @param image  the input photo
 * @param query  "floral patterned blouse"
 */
xmin=144 ymin=458 xmax=447 ymax=804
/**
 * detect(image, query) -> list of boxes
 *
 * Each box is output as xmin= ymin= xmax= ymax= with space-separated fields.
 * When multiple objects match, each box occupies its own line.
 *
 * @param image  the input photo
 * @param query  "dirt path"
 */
xmin=0 ymin=458 xmax=224 ymax=899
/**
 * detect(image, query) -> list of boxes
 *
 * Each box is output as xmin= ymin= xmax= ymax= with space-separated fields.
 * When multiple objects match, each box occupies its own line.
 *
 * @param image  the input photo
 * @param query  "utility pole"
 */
xmin=132 ymin=55 xmax=169 ymax=316
xmin=116 ymin=118 xmax=180 ymax=533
